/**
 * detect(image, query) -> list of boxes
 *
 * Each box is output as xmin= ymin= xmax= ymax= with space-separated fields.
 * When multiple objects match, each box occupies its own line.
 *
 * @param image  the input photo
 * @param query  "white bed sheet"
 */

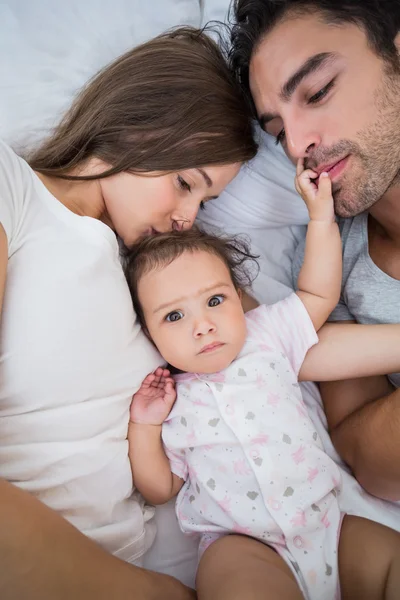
xmin=1 ymin=0 xmax=399 ymax=588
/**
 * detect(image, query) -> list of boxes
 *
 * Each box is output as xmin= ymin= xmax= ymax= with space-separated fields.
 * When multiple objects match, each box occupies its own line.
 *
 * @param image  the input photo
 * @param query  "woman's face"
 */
xmin=99 ymin=163 xmax=241 ymax=246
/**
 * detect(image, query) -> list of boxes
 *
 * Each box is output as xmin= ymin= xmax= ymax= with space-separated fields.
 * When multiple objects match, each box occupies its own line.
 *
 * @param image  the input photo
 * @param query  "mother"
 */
xmin=0 ymin=27 xmax=256 ymax=599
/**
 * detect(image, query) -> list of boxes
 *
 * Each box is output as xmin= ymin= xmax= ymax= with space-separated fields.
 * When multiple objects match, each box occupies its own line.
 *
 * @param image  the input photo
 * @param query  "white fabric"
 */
xmin=200 ymin=0 xmax=231 ymax=27
xmin=1 ymin=0 xmax=400 ymax=587
xmin=0 ymin=0 xmax=201 ymax=152
xmin=0 ymin=140 xmax=162 ymax=561
xmin=163 ymin=296 xmax=341 ymax=600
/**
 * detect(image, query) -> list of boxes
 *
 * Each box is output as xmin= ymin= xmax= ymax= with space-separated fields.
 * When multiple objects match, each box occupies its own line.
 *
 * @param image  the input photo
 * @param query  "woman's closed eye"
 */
xmin=208 ymin=294 xmax=225 ymax=307
xmin=165 ymin=310 xmax=184 ymax=323
xmin=177 ymin=175 xmax=191 ymax=193
xmin=178 ymin=175 xmax=206 ymax=211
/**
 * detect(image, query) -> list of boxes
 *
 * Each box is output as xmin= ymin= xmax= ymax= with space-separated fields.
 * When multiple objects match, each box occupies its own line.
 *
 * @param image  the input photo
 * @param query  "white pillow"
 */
xmin=0 ymin=0 xmax=201 ymax=151
xmin=200 ymin=0 xmax=231 ymax=25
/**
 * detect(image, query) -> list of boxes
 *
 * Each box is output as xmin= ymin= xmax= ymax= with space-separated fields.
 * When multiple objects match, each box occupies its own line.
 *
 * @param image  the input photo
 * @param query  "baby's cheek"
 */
xmin=159 ymin=333 xmax=185 ymax=365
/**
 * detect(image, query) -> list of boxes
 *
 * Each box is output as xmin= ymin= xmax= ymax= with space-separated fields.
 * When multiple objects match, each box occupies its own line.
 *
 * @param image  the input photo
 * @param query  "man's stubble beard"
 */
xmin=306 ymin=63 xmax=400 ymax=218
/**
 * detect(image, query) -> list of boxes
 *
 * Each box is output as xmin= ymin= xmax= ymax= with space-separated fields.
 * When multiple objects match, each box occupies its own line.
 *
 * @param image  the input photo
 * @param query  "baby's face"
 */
xmin=138 ymin=250 xmax=247 ymax=373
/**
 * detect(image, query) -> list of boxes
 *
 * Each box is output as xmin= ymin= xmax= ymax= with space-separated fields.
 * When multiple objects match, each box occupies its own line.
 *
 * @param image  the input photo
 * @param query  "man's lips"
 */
xmin=199 ymin=342 xmax=225 ymax=354
xmin=313 ymin=156 xmax=350 ymax=181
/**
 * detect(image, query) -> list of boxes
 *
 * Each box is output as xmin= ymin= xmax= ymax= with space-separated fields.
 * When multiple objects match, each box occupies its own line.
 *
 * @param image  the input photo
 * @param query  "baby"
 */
xmin=125 ymin=163 xmax=400 ymax=600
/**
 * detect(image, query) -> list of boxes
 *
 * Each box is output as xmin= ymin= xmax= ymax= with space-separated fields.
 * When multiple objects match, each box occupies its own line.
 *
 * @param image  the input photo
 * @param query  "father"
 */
xmin=230 ymin=0 xmax=400 ymax=500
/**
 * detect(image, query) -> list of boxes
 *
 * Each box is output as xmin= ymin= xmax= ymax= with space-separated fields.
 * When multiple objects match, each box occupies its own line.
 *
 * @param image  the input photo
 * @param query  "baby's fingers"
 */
xmin=141 ymin=373 xmax=156 ymax=388
xmin=296 ymin=168 xmax=318 ymax=200
xmin=315 ymin=171 xmax=332 ymax=200
xmin=296 ymin=157 xmax=305 ymax=177
xmin=164 ymin=381 xmax=177 ymax=408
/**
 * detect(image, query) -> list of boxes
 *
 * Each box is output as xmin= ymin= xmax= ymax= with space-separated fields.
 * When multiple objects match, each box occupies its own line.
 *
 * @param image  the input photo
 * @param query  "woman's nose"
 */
xmin=172 ymin=198 xmax=203 ymax=231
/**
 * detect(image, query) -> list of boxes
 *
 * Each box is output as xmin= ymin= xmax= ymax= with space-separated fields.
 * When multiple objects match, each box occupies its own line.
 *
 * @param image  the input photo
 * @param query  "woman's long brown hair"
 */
xmin=29 ymin=27 xmax=257 ymax=181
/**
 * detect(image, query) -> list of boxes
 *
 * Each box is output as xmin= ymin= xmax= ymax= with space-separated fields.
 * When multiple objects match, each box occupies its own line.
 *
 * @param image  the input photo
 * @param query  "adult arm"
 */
xmin=299 ymin=322 xmax=400 ymax=382
xmin=0 ymin=478 xmax=195 ymax=600
xmin=303 ymin=315 xmax=400 ymax=500
xmin=321 ymin=373 xmax=400 ymax=501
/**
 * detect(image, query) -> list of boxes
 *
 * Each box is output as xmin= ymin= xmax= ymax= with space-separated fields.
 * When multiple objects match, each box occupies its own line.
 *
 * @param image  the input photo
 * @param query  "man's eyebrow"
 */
xmin=280 ymin=52 xmax=338 ymax=102
xmin=197 ymin=168 xmax=212 ymax=188
xmin=153 ymin=283 xmax=231 ymax=314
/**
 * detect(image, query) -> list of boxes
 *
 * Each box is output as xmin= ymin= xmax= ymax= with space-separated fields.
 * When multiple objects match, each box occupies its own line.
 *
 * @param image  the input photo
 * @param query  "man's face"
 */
xmin=249 ymin=13 xmax=400 ymax=217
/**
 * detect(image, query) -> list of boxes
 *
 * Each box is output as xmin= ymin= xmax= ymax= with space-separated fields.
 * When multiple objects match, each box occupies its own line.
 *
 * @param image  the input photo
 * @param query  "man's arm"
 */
xmin=321 ymin=374 xmax=400 ymax=501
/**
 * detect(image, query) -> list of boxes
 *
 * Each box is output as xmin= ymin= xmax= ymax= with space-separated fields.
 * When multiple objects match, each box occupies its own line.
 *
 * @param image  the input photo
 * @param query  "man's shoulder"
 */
xmin=292 ymin=213 xmax=368 ymax=285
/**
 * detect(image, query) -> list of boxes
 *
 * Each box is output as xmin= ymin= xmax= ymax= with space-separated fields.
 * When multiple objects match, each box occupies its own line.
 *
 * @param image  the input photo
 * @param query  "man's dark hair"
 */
xmin=230 ymin=0 xmax=400 ymax=106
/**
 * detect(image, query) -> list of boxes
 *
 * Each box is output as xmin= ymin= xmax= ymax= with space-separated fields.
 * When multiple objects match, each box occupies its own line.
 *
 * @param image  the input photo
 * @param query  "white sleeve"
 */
xmin=0 ymin=141 xmax=25 ymax=252
xmin=246 ymin=294 xmax=318 ymax=375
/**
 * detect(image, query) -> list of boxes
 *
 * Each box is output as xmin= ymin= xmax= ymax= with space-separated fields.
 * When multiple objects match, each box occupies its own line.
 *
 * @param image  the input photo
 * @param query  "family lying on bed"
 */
xmin=0 ymin=1 xmax=399 ymax=599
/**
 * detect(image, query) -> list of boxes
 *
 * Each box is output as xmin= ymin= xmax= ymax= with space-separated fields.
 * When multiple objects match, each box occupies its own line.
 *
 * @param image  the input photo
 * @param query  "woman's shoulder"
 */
xmin=0 ymin=139 xmax=25 ymax=160
xmin=0 ymin=140 xmax=36 ymax=248
xmin=0 ymin=139 xmax=33 ymax=185
xmin=0 ymin=139 xmax=19 ymax=167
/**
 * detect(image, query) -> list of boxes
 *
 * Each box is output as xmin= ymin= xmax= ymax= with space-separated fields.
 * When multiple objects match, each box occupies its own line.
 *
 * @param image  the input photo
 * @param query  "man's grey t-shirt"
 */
xmin=292 ymin=211 xmax=400 ymax=387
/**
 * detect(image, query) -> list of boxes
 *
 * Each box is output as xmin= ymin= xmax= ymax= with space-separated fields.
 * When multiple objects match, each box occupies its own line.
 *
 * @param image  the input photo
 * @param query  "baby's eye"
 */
xmin=208 ymin=295 xmax=225 ymax=308
xmin=166 ymin=310 xmax=183 ymax=322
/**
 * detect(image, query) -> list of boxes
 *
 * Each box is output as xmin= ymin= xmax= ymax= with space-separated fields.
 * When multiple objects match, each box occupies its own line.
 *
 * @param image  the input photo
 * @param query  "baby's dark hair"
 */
xmin=124 ymin=228 xmax=259 ymax=328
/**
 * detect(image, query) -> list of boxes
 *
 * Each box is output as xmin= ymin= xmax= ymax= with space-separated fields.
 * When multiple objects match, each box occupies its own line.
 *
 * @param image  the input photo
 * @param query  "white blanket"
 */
xmin=1 ymin=0 xmax=399 ymax=588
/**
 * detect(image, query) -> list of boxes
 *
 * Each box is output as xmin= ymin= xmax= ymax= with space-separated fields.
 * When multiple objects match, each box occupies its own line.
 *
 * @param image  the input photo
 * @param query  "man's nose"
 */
xmin=284 ymin=116 xmax=322 ymax=160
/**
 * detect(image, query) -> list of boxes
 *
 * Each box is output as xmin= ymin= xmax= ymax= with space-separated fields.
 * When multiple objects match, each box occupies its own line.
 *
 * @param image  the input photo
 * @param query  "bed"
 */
xmin=1 ymin=0 xmax=399 ymax=589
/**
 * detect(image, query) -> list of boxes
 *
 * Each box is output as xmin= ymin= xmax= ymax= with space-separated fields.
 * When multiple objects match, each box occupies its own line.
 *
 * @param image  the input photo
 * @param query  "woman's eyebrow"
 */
xmin=196 ymin=168 xmax=212 ymax=188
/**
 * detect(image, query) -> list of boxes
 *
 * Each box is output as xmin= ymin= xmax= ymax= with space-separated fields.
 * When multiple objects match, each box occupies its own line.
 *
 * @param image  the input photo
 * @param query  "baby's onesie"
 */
xmin=162 ymin=293 xmax=342 ymax=600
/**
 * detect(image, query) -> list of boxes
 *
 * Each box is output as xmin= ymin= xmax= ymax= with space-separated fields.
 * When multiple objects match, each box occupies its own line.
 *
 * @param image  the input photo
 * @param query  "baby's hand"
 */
xmin=130 ymin=367 xmax=176 ymax=426
xmin=295 ymin=158 xmax=334 ymax=223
